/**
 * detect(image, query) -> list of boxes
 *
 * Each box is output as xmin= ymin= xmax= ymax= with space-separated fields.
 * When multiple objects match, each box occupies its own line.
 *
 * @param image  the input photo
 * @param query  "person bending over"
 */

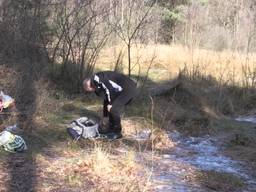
xmin=83 ymin=71 xmax=137 ymax=140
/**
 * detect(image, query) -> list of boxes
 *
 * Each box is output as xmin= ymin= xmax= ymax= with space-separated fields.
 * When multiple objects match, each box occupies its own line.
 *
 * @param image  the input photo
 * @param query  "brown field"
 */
xmin=98 ymin=44 xmax=256 ymax=87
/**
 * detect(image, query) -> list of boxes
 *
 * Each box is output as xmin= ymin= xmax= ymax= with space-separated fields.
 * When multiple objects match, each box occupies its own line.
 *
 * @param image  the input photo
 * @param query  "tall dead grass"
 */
xmin=97 ymin=44 xmax=255 ymax=135
xmin=98 ymin=44 xmax=256 ymax=88
xmin=35 ymin=146 xmax=151 ymax=192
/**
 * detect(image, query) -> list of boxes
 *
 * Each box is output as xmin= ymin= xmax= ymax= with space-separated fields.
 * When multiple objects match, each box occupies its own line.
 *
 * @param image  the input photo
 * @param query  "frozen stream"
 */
xmin=152 ymin=131 xmax=256 ymax=192
xmin=127 ymin=116 xmax=256 ymax=191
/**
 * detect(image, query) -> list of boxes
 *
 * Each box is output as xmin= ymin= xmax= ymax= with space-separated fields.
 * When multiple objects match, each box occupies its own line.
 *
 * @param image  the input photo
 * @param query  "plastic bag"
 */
xmin=0 ymin=131 xmax=27 ymax=153
xmin=4 ymin=124 xmax=18 ymax=132
xmin=0 ymin=91 xmax=14 ymax=109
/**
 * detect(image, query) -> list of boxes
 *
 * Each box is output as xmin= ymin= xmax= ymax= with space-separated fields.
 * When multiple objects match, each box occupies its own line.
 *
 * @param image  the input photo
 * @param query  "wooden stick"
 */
xmin=0 ymin=112 xmax=13 ymax=115
xmin=0 ymin=112 xmax=20 ymax=115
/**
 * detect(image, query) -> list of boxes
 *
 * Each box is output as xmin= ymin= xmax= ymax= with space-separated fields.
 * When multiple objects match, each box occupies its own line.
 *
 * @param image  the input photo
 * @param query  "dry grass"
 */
xmin=1 ymin=44 xmax=255 ymax=191
xmin=197 ymin=170 xmax=245 ymax=192
xmin=98 ymin=44 xmax=256 ymax=87
xmin=212 ymin=118 xmax=256 ymax=173
xmin=122 ymin=118 xmax=175 ymax=150
xmin=34 ymin=146 xmax=150 ymax=192
xmin=97 ymin=44 xmax=256 ymax=136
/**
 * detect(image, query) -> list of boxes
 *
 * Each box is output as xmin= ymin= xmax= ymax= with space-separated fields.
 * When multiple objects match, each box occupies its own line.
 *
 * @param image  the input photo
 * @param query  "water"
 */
xmin=127 ymin=117 xmax=256 ymax=192
xmin=236 ymin=115 xmax=256 ymax=123
xmin=149 ymin=132 xmax=250 ymax=192
xmin=170 ymin=133 xmax=240 ymax=174
xmin=129 ymin=129 xmax=151 ymax=141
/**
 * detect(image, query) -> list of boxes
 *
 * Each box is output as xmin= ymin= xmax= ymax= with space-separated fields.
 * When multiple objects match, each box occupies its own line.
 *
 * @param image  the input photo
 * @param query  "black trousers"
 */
xmin=105 ymin=88 xmax=137 ymax=133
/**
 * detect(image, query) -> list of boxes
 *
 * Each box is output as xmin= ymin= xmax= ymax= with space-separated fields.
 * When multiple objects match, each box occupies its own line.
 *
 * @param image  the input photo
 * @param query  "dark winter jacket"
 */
xmin=90 ymin=71 xmax=137 ymax=116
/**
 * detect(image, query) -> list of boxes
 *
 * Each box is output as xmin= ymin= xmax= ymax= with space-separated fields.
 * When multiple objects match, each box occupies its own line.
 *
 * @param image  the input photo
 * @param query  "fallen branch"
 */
xmin=149 ymin=79 xmax=181 ymax=96
xmin=0 ymin=112 xmax=13 ymax=115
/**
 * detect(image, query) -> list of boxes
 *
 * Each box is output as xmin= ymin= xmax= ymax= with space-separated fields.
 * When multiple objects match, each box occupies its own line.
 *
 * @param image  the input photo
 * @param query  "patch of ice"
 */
xmin=236 ymin=116 xmax=256 ymax=123
xmin=155 ymin=184 xmax=199 ymax=192
xmin=169 ymin=134 xmax=242 ymax=175
xmin=133 ymin=128 xmax=256 ymax=191
xmin=163 ymin=154 xmax=171 ymax=159
xmin=132 ymin=129 xmax=151 ymax=140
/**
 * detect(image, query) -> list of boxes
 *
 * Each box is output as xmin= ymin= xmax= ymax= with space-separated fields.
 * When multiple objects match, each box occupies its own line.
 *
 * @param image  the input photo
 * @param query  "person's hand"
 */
xmin=107 ymin=105 xmax=112 ymax=112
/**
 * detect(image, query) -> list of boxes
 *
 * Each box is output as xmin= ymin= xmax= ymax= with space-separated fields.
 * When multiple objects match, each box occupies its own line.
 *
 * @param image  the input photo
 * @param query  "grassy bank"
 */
xmin=0 ymin=44 xmax=255 ymax=191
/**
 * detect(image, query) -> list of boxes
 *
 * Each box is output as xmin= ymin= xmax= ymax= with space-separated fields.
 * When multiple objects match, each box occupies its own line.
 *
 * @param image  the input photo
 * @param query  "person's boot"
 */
xmin=98 ymin=131 xmax=122 ymax=140
xmin=98 ymin=127 xmax=111 ymax=134
xmin=104 ymin=131 xmax=122 ymax=140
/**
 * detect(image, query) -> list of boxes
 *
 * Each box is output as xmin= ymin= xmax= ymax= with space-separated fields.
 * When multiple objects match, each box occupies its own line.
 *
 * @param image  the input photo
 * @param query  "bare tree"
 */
xmin=46 ymin=0 xmax=111 ymax=91
xmin=108 ymin=0 xmax=156 ymax=76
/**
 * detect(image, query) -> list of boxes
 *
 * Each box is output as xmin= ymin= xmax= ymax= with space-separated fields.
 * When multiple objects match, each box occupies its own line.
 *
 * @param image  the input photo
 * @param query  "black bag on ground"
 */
xmin=67 ymin=117 xmax=99 ymax=140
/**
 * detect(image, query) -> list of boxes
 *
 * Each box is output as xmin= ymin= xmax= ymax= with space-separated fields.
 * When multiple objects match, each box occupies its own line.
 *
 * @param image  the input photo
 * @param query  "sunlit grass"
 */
xmin=34 ymin=145 xmax=150 ymax=191
xmin=97 ymin=44 xmax=256 ymax=87
xmin=1 ymin=44 xmax=255 ymax=191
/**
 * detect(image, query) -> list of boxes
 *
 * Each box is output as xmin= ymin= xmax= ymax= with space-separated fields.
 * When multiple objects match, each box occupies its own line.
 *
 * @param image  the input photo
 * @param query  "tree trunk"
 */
xmin=127 ymin=41 xmax=131 ymax=76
